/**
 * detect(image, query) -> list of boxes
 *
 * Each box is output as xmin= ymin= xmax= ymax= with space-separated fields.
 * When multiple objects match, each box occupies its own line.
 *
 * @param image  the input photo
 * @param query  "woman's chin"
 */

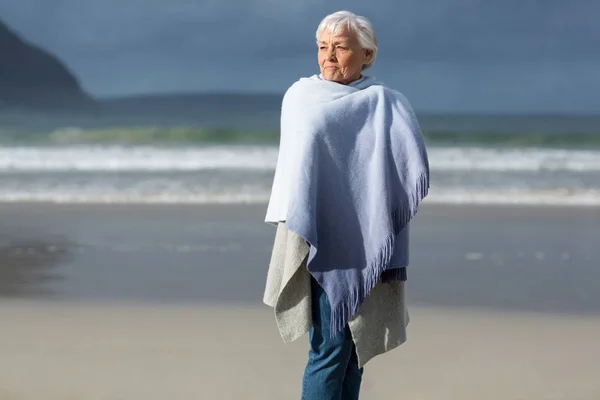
xmin=321 ymin=71 xmax=340 ymax=81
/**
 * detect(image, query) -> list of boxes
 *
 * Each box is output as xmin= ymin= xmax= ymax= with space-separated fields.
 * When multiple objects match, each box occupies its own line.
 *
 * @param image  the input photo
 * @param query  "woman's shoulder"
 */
xmin=282 ymin=76 xmax=317 ymax=100
xmin=369 ymin=84 xmax=416 ymax=114
xmin=372 ymin=85 xmax=421 ymax=131
xmin=370 ymin=83 xmax=411 ymax=104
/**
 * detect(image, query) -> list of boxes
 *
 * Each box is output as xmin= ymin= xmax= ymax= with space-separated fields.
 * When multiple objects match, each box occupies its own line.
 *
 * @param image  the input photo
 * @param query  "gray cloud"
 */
xmin=4 ymin=0 xmax=597 ymax=60
xmin=1 ymin=0 xmax=598 ymax=111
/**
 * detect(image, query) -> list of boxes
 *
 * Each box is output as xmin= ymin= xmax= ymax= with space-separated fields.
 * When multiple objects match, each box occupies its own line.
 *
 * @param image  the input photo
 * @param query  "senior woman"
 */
xmin=264 ymin=10 xmax=429 ymax=400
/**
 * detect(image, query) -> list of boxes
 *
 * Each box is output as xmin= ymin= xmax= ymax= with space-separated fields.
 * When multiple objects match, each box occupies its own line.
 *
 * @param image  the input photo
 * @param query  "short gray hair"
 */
xmin=315 ymin=10 xmax=378 ymax=70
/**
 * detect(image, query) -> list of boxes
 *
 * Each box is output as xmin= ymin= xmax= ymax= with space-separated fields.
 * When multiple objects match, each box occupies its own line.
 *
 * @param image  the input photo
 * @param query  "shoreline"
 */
xmin=0 ymin=199 xmax=599 ymax=208
xmin=0 ymin=198 xmax=599 ymax=207
xmin=1 ymin=201 xmax=599 ymax=315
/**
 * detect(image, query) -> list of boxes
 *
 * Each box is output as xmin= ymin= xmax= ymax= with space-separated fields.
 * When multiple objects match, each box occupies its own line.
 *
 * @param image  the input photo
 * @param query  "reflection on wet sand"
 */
xmin=0 ymin=236 xmax=71 ymax=298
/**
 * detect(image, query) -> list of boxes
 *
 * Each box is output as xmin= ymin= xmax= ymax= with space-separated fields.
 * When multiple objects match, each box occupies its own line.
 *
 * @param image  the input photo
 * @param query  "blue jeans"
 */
xmin=301 ymin=277 xmax=363 ymax=400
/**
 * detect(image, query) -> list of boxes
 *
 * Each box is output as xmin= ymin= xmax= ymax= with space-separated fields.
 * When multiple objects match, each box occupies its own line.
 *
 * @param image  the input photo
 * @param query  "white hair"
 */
xmin=315 ymin=10 xmax=378 ymax=70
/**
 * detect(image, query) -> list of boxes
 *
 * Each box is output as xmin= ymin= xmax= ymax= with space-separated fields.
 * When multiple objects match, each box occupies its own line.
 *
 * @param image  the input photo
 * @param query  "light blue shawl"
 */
xmin=275 ymin=74 xmax=429 ymax=336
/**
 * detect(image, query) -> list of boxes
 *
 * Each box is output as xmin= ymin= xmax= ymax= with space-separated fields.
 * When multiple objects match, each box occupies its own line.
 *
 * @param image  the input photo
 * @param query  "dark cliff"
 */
xmin=0 ymin=19 xmax=93 ymax=109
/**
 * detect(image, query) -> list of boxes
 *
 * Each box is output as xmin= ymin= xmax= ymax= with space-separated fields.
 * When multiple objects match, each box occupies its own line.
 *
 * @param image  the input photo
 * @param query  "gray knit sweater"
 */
xmin=263 ymin=223 xmax=409 ymax=368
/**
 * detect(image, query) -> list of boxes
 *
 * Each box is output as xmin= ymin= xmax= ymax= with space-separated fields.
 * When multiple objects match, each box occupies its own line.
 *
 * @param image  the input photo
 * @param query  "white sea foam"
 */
xmin=429 ymin=147 xmax=600 ymax=172
xmin=1 ymin=144 xmax=599 ymax=206
xmin=1 ymin=145 xmax=600 ymax=173
xmin=0 ymin=145 xmax=278 ymax=172
xmin=1 ymin=188 xmax=599 ymax=206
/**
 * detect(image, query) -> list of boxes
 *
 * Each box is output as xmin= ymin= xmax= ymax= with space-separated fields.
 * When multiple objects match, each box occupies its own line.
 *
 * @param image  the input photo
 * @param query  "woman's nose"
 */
xmin=327 ymin=48 xmax=336 ymax=61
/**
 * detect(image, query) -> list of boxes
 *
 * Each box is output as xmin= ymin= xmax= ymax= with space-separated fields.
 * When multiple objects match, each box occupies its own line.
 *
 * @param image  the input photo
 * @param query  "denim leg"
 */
xmin=341 ymin=341 xmax=363 ymax=400
xmin=301 ymin=277 xmax=363 ymax=400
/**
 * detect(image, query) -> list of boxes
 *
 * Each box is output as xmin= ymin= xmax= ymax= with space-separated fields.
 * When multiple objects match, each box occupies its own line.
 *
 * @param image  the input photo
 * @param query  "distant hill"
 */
xmin=0 ymin=19 xmax=93 ymax=110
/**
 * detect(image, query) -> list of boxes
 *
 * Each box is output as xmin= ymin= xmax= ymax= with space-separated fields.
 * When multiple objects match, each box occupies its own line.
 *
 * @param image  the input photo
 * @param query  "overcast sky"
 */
xmin=1 ymin=0 xmax=598 ymax=112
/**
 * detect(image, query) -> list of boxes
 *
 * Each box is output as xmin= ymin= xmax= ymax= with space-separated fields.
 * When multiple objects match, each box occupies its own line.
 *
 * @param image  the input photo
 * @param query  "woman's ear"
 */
xmin=364 ymin=49 xmax=373 ymax=62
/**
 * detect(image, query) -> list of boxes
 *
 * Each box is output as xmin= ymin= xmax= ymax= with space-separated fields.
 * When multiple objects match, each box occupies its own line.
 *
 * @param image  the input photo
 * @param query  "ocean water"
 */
xmin=1 ymin=144 xmax=599 ymax=205
xmin=1 ymin=100 xmax=599 ymax=206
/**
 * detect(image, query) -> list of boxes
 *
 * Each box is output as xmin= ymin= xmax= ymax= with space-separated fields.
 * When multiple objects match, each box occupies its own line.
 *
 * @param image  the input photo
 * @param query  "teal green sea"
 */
xmin=1 ymin=124 xmax=599 ymax=148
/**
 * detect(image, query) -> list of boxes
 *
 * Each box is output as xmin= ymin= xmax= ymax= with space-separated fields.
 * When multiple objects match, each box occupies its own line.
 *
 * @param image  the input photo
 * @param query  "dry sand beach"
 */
xmin=1 ymin=203 xmax=599 ymax=399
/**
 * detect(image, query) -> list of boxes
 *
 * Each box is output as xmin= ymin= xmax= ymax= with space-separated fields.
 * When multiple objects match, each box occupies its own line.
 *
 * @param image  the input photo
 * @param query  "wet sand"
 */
xmin=0 ymin=203 xmax=599 ymax=398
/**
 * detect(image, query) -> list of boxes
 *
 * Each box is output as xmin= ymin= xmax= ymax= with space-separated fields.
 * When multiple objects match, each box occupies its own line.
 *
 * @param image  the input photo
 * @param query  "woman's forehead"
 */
xmin=318 ymin=27 xmax=356 ymax=42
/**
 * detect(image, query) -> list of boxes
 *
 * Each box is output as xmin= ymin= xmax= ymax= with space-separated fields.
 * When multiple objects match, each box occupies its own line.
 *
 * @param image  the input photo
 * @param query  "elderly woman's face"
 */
xmin=318 ymin=27 xmax=371 ymax=85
